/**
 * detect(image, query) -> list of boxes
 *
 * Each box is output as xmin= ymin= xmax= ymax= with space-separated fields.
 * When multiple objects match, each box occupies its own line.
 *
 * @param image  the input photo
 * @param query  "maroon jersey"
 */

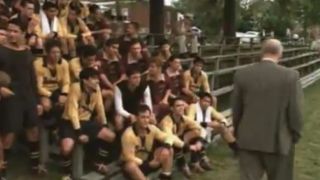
xmin=121 ymin=56 xmax=148 ymax=74
xmin=147 ymin=75 xmax=169 ymax=105
xmin=164 ymin=70 xmax=184 ymax=97
xmin=98 ymin=52 xmax=124 ymax=87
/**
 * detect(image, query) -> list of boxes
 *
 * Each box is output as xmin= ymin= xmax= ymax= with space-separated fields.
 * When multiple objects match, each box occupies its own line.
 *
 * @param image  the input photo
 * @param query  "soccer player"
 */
xmin=159 ymin=97 xmax=212 ymax=177
xmin=164 ymin=55 xmax=184 ymax=98
xmin=114 ymin=68 xmax=153 ymax=131
xmin=11 ymin=0 xmax=43 ymax=53
xmin=121 ymin=39 xmax=149 ymax=75
xmin=147 ymin=57 xmax=171 ymax=120
xmin=59 ymin=68 xmax=115 ymax=180
xmin=98 ymin=38 xmax=125 ymax=113
xmin=33 ymin=39 xmax=70 ymax=127
xmin=69 ymin=45 xmax=99 ymax=82
xmin=121 ymin=104 xmax=184 ymax=180
xmin=60 ymin=3 xmax=94 ymax=58
xmin=182 ymin=56 xmax=212 ymax=104
xmin=0 ymin=19 xmax=44 ymax=177
xmin=187 ymin=92 xmax=237 ymax=151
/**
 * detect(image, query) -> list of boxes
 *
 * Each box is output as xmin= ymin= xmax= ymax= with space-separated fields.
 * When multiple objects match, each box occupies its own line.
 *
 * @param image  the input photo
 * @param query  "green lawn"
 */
xmin=7 ymin=81 xmax=320 ymax=180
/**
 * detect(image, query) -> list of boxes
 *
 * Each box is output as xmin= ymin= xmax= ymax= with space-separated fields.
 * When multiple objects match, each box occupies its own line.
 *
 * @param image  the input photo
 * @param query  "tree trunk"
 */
xmin=223 ymin=0 xmax=237 ymax=43
xmin=116 ymin=0 xmax=121 ymax=20
xmin=149 ymin=0 xmax=165 ymax=45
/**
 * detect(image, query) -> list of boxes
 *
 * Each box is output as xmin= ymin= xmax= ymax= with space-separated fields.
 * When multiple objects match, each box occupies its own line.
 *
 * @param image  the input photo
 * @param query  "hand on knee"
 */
xmin=41 ymin=99 xmax=52 ymax=112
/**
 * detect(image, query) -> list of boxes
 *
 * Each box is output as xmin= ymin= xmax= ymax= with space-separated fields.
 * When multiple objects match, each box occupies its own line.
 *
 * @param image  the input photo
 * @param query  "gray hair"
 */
xmin=261 ymin=39 xmax=283 ymax=56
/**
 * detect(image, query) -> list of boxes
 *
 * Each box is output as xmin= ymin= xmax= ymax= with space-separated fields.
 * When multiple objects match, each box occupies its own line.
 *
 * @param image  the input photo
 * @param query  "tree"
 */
xmin=223 ymin=0 xmax=237 ymax=38
xmin=149 ymin=0 xmax=165 ymax=44
xmin=173 ymin=0 xmax=225 ymax=38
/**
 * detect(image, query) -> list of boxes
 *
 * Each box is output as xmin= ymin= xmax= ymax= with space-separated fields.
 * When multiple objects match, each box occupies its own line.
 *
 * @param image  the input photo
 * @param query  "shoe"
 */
xmin=179 ymin=164 xmax=192 ymax=179
xmin=190 ymin=162 xmax=206 ymax=174
xmin=31 ymin=164 xmax=48 ymax=176
xmin=200 ymin=157 xmax=213 ymax=171
xmin=61 ymin=174 xmax=73 ymax=180
xmin=159 ymin=173 xmax=172 ymax=180
xmin=94 ymin=163 xmax=110 ymax=175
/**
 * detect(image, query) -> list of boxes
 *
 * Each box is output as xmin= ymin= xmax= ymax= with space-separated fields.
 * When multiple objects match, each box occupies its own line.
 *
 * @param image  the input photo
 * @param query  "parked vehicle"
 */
xmin=236 ymin=31 xmax=260 ymax=44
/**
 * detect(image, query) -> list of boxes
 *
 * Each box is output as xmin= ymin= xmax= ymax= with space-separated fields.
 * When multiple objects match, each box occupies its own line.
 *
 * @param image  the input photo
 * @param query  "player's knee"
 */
xmin=61 ymin=138 xmax=74 ymax=155
xmin=124 ymin=161 xmax=139 ymax=173
xmin=160 ymin=148 xmax=172 ymax=161
xmin=99 ymin=128 xmax=116 ymax=142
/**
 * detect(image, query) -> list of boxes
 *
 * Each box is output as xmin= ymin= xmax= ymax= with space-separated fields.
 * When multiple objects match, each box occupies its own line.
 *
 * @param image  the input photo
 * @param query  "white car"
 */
xmin=236 ymin=31 xmax=260 ymax=44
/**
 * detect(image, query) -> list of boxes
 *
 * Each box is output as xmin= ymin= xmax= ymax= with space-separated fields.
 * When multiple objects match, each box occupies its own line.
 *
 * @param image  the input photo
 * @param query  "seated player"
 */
xmin=121 ymin=104 xmax=184 ymax=180
xmin=154 ymin=39 xmax=172 ymax=64
xmin=36 ymin=1 xmax=64 ymax=41
xmin=11 ymin=0 xmax=43 ymax=53
xmin=147 ymin=57 xmax=171 ymax=120
xmin=33 ymin=39 xmax=70 ymax=127
xmin=187 ymin=92 xmax=237 ymax=151
xmin=69 ymin=45 xmax=99 ymax=82
xmin=60 ymin=3 xmax=94 ymax=58
xmin=98 ymin=38 xmax=125 ymax=113
xmin=182 ymin=56 xmax=217 ymax=106
xmin=121 ymin=39 xmax=149 ymax=76
xmin=0 ymin=24 xmax=7 ymax=46
xmin=159 ymin=97 xmax=212 ymax=178
xmin=164 ymin=55 xmax=184 ymax=99
xmin=59 ymin=68 xmax=115 ymax=180
xmin=114 ymin=68 xmax=153 ymax=131
xmin=118 ymin=21 xmax=143 ymax=57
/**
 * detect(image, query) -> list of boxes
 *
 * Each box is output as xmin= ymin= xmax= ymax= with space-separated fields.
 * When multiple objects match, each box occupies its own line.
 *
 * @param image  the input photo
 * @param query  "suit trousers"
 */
xmin=239 ymin=148 xmax=295 ymax=180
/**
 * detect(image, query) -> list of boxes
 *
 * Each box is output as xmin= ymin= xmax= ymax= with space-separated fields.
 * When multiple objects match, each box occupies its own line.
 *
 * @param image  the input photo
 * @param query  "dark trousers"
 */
xmin=239 ymin=148 xmax=295 ymax=180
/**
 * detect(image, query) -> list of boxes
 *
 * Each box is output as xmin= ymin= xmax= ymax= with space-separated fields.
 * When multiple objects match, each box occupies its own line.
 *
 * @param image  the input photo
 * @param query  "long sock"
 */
xmin=61 ymin=154 xmax=72 ymax=175
xmin=199 ymin=146 xmax=207 ymax=160
xmin=2 ymin=149 xmax=11 ymax=177
xmin=190 ymin=150 xmax=200 ymax=164
xmin=96 ymin=139 xmax=112 ymax=164
xmin=175 ymin=148 xmax=186 ymax=168
xmin=110 ymin=131 xmax=122 ymax=161
xmin=28 ymin=141 xmax=40 ymax=168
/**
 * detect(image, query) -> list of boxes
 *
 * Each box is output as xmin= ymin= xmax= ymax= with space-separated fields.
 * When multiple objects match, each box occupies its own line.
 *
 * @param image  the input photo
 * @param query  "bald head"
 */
xmin=261 ymin=39 xmax=283 ymax=60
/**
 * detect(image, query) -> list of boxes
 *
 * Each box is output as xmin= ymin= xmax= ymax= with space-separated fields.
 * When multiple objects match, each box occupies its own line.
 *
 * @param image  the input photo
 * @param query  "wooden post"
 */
xmin=39 ymin=125 xmax=49 ymax=166
xmin=72 ymin=144 xmax=84 ymax=179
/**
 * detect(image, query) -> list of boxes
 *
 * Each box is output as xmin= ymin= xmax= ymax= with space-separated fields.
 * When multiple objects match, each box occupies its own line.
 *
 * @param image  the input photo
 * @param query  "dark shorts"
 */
xmin=139 ymin=160 xmax=159 ymax=175
xmin=59 ymin=120 xmax=103 ymax=140
xmin=0 ymin=96 xmax=38 ymax=134
xmin=122 ymin=157 xmax=159 ymax=176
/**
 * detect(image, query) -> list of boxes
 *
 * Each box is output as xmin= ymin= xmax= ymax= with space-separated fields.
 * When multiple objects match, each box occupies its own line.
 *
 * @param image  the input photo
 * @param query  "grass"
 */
xmin=6 ymin=81 xmax=320 ymax=180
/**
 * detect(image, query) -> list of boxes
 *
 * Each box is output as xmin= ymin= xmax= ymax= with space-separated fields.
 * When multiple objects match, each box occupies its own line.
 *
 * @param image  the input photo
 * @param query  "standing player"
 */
xmin=0 ymin=19 xmax=44 ymax=177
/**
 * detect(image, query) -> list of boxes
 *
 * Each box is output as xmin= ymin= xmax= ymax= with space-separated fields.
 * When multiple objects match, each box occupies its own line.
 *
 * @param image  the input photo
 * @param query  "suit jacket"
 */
xmin=232 ymin=60 xmax=303 ymax=155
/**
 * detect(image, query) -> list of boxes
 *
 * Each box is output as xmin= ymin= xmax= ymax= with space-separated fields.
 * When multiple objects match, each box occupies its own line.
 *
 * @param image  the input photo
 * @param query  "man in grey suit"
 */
xmin=232 ymin=39 xmax=303 ymax=180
